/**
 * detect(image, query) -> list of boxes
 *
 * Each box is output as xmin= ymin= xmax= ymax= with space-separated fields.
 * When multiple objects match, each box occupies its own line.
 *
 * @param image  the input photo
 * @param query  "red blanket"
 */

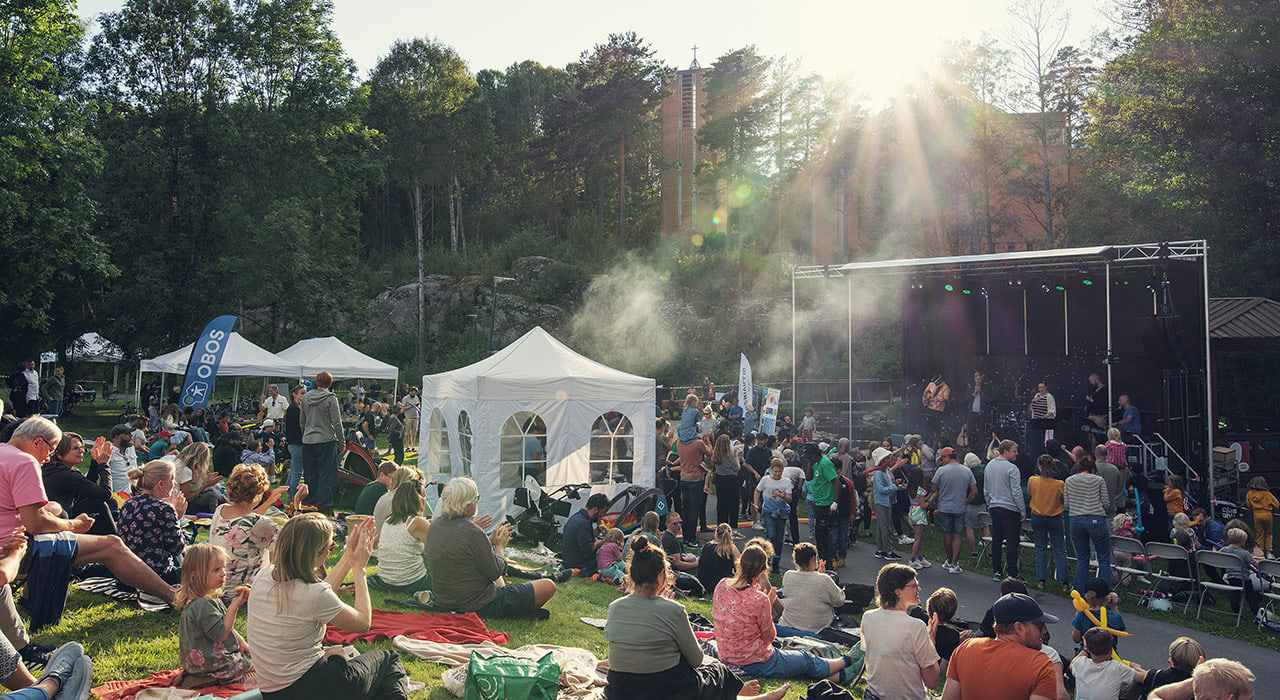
xmin=324 ymin=609 xmax=510 ymax=645
xmin=91 ymin=669 xmax=255 ymax=700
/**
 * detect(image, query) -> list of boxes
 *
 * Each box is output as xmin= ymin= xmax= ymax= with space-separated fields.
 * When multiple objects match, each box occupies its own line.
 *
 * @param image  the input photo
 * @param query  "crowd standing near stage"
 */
xmin=0 ymin=366 xmax=1271 ymax=699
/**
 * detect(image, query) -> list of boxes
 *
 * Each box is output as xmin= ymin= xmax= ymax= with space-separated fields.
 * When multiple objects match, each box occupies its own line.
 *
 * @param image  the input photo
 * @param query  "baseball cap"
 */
xmin=157 ymin=430 xmax=174 ymax=438
xmin=818 ymin=441 xmax=830 ymax=453
xmin=1083 ymin=577 xmax=1112 ymax=600
xmin=938 ymin=447 xmax=956 ymax=458
xmin=110 ymin=424 xmax=132 ymax=439
xmin=992 ymin=593 xmax=1059 ymax=625
xmin=261 ymin=419 xmax=275 ymax=427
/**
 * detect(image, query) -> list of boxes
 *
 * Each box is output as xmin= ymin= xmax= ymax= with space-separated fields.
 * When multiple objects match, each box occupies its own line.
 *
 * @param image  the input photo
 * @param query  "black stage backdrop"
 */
xmin=900 ymin=260 xmax=1205 ymax=465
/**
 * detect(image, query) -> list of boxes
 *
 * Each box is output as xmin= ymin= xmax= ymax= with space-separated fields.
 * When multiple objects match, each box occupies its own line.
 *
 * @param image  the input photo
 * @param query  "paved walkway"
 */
xmin=689 ymin=495 xmax=1277 ymax=687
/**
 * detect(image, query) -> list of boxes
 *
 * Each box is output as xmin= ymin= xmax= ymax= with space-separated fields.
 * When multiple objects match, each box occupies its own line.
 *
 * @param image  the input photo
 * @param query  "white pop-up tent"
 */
xmin=276 ymin=337 xmax=398 ymax=386
xmin=41 ymin=332 xmax=125 ymax=364
xmin=420 ymin=326 xmax=655 ymax=525
xmin=136 ymin=332 xmax=302 ymax=406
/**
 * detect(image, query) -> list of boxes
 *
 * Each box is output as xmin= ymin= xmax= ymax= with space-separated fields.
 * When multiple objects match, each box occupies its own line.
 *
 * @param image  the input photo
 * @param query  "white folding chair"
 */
xmin=1193 ymin=550 xmax=1247 ymax=627
xmin=1254 ymin=558 xmax=1280 ymax=628
xmin=1145 ymin=541 xmax=1196 ymax=615
xmin=1110 ymin=535 xmax=1151 ymax=600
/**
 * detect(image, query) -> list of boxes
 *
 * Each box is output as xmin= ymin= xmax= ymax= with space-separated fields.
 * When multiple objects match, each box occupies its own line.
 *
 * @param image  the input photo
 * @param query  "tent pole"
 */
xmin=791 ymin=274 xmax=796 ymax=424
xmin=1201 ymin=242 xmax=1214 ymax=518
xmin=234 ymin=378 xmax=240 ymax=414
xmin=847 ymin=273 xmax=853 ymax=439
xmin=135 ymin=365 xmax=142 ymax=410
xmin=1105 ymin=261 xmax=1114 ymax=433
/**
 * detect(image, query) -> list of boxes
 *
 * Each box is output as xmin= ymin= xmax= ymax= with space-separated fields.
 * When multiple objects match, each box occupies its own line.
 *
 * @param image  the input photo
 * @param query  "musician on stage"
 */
xmin=1082 ymin=373 xmax=1108 ymax=447
xmin=964 ymin=371 xmax=990 ymax=447
xmin=1027 ymin=382 xmax=1056 ymax=457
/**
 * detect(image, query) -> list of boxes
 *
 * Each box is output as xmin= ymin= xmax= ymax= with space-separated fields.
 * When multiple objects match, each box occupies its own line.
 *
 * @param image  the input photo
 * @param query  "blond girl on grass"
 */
xmin=176 ymin=543 xmax=252 ymax=685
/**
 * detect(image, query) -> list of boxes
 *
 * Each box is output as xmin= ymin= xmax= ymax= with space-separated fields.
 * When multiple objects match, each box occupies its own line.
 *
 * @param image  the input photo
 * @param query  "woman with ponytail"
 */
xmin=712 ymin=547 xmax=857 ymax=682
xmin=604 ymin=537 xmax=786 ymax=700
xmin=697 ymin=523 xmax=740 ymax=594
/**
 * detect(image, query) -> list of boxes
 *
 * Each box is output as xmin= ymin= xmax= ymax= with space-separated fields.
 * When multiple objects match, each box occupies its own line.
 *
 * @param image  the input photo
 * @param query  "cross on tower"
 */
xmin=689 ymin=45 xmax=701 ymax=70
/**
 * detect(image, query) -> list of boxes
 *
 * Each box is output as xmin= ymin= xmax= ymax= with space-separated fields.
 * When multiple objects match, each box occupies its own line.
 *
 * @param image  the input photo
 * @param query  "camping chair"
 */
xmin=1110 ymin=535 xmax=1151 ymax=601
xmin=1193 ymin=550 xmax=1247 ymax=627
xmin=1144 ymin=541 xmax=1196 ymax=615
xmin=1257 ymin=558 xmax=1280 ymax=629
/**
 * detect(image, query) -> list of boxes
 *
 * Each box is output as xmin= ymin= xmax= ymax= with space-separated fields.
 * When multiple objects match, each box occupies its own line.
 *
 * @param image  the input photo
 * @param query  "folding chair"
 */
xmin=1257 ymin=558 xmax=1280 ymax=628
xmin=1110 ymin=535 xmax=1151 ymax=601
xmin=1193 ymin=550 xmax=1247 ymax=627
xmin=1144 ymin=541 xmax=1196 ymax=615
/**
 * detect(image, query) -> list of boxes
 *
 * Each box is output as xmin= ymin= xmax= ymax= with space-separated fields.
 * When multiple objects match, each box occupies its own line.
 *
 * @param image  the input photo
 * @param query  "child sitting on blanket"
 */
xmin=597 ymin=528 xmax=626 ymax=582
xmin=176 ymin=544 xmax=252 ymax=685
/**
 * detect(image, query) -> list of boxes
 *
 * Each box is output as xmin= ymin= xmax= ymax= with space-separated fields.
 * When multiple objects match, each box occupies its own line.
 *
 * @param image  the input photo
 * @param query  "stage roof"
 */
xmin=1209 ymin=297 xmax=1280 ymax=350
xmin=793 ymin=241 xmax=1206 ymax=280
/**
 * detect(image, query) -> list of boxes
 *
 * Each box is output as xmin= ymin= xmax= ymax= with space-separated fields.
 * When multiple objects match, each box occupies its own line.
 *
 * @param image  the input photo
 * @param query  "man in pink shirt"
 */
xmin=1 ymin=418 xmax=176 ymax=608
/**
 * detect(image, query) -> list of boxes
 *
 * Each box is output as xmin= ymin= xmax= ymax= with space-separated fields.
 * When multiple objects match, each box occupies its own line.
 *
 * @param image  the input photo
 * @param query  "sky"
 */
xmin=73 ymin=0 xmax=1113 ymax=103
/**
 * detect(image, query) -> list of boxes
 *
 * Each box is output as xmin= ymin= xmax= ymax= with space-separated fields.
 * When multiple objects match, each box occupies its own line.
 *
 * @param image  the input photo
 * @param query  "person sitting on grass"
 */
xmin=625 ymin=511 xmax=661 ymax=551
xmin=596 ymin=528 xmax=626 ymax=583
xmin=560 ymin=493 xmax=609 ymax=577
xmin=42 ymin=433 xmax=117 ymax=536
xmin=1149 ymin=658 xmax=1254 ymax=700
xmin=176 ymin=543 xmax=252 ymax=686
xmin=777 ymin=542 xmax=844 ymax=637
xmin=861 ymin=563 xmax=940 ymax=699
xmin=118 ymin=460 xmax=188 ymax=585
xmin=355 ymin=462 xmax=397 ymax=516
xmin=175 ymin=442 xmax=227 ymax=516
xmin=1071 ymin=578 xmax=1125 ymax=650
xmin=246 ymin=514 xmax=409 ymax=699
xmin=373 ymin=466 xmax=421 ymax=539
xmin=603 ymin=537 xmax=787 ymax=700
xmin=372 ymin=481 xmax=431 ymax=591
xmin=239 ymin=439 xmax=276 ymax=479
xmin=424 ymin=477 xmax=557 ymax=619
xmin=1144 ymin=636 xmax=1204 ymax=696
xmin=696 ymin=523 xmax=739 ymax=595
xmin=209 ymin=464 xmax=288 ymax=591
xmin=1071 ymin=626 xmax=1148 ymax=699
xmin=909 ymin=588 xmax=964 ymax=675
xmin=660 ymin=513 xmax=705 ymax=597
xmin=712 ymin=546 xmax=857 ymax=683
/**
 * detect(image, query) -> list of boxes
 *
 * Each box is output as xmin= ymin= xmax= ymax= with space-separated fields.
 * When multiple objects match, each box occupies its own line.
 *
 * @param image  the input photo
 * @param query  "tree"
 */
xmin=1007 ymin=0 xmax=1070 ymax=246
xmin=366 ymin=38 xmax=493 ymax=366
xmin=0 ymin=0 xmax=113 ymax=359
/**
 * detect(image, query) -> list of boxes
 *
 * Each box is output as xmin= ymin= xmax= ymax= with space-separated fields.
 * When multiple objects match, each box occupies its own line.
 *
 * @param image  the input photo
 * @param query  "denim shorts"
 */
xmin=739 ymin=648 xmax=831 ymax=679
xmin=937 ymin=511 xmax=965 ymax=535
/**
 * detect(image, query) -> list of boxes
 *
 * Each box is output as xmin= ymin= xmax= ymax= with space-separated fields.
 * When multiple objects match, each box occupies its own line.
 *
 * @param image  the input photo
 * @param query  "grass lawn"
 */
xmin=42 ymin=406 xmax=1279 ymax=697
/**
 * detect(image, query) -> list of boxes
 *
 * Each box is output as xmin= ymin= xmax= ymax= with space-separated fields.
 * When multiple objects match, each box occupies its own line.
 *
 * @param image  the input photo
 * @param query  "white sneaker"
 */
xmin=916 ymin=557 xmax=932 ymax=568
xmin=752 ymin=520 xmax=764 ymax=530
xmin=898 ymin=535 xmax=914 ymax=545
xmin=946 ymin=562 xmax=962 ymax=574
xmin=908 ymin=558 xmax=922 ymax=570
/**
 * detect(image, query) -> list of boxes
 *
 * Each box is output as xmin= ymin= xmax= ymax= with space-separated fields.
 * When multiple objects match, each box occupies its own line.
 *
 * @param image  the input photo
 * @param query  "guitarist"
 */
xmin=921 ymin=375 xmax=950 ymax=443
xmin=1082 ymin=373 xmax=1108 ymax=448
xmin=1027 ymin=381 xmax=1056 ymax=457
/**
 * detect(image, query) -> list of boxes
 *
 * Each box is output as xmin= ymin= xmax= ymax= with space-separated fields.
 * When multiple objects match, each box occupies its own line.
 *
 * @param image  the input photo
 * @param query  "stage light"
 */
xmin=1082 ymin=279 xmax=1093 ymax=286
xmin=1041 ymin=283 xmax=1051 ymax=293
xmin=980 ymin=287 xmax=989 ymax=298
xmin=962 ymin=289 xmax=971 ymax=295
xmin=944 ymin=284 xmax=954 ymax=292
xmin=1055 ymin=285 xmax=1065 ymax=291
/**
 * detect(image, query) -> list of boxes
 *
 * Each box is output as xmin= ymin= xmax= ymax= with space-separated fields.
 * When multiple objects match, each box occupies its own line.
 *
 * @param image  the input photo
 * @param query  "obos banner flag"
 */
xmin=738 ymin=354 xmax=753 ymax=410
xmin=180 ymin=315 xmax=237 ymax=410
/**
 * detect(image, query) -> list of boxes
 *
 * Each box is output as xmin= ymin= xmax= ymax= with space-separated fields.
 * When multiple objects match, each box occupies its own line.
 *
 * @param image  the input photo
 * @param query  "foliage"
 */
xmin=0 ymin=0 xmax=112 ymax=360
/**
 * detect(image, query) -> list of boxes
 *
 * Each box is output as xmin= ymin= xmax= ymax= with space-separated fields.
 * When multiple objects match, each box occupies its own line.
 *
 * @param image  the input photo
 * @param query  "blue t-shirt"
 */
xmin=677 ymin=406 xmax=699 ymax=444
xmin=1072 ymin=609 xmax=1126 ymax=647
xmin=561 ymin=509 xmax=597 ymax=570
xmin=1120 ymin=406 xmax=1141 ymax=434
xmin=148 ymin=439 xmax=169 ymax=461
xmin=728 ymin=406 xmax=744 ymax=427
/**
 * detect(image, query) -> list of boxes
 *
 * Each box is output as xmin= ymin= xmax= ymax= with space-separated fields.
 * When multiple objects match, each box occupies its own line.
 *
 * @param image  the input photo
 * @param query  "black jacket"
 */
xmin=41 ymin=459 xmax=112 ymax=514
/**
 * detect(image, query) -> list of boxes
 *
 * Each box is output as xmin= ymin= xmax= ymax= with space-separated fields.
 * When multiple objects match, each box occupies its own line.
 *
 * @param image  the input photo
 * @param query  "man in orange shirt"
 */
xmin=942 ymin=593 xmax=1059 ymax=700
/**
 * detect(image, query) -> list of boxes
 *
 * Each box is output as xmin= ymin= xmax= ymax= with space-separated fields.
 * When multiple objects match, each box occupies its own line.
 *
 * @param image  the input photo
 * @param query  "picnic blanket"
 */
xmin=74 ymin=577 xmax=172 ymax=612
xmin=324 ymin=609 xmax=509 ymax=645
xmin=390 ymin=637 xmax=608 ymax=698
xmin=90 ymin=669 xmax=256 ymax=700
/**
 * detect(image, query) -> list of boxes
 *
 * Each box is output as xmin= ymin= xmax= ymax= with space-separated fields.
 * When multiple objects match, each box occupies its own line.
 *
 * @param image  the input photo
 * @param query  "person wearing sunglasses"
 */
xmin=40 ymin=432 xmax=117 ymax=536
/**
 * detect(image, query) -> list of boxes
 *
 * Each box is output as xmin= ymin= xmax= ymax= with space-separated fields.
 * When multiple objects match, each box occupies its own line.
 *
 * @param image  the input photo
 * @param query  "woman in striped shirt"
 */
xmin=1065 ymin=456 xmax=1111 ymax=593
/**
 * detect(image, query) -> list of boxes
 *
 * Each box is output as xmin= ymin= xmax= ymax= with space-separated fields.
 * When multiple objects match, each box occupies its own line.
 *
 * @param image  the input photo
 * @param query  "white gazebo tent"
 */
xmin=276 ymin=337 xmax=398 ymax=389
xmin=41 ymin=332 xmax=127 ymax=391
xmin=136 ymin=332 xmax=302 ymax=407
xmin=420 ymin=327 xmax=655 ymax=525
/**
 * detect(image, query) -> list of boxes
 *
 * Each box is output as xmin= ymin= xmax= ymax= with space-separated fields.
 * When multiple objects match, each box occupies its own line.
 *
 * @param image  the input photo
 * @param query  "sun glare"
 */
xmin=815 ymin=1 xmax=952 ymax=103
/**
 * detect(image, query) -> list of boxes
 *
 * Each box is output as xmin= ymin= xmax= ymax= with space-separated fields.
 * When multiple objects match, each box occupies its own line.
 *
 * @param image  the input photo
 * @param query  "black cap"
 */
xmin=993 ymin=593 xmax=1059 ymax=625
xmin=110 ymin=424 xmax=132 ymax=439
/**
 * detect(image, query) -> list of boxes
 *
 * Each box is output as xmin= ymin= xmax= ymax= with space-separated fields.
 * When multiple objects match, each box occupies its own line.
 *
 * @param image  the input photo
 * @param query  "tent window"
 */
xmin=589 ymin=413 xmax=634 ymax=485
xmin=457 ymin=410 xmax=473 ymax=477
xmin=500 ymin=412 xmax=547 ymax=489
xmin=428 ymin=408 xmax=451 ymax=477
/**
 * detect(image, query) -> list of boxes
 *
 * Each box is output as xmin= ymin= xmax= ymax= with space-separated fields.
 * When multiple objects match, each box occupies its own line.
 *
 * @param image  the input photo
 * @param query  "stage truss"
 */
xmin=791 ymin=241 xmax=1215 ymax=513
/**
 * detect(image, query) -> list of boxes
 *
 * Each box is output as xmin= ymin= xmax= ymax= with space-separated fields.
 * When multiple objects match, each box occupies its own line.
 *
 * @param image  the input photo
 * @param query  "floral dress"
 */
xmin=209 ymin=507 xmax=279 ymax=589
xmin=908 ymin=487 xmax=929 ymax=526
xmin=179 ymin=597 xmax=252 ymax=682
xmin=118 ymin=492 xmax=185 ymax=579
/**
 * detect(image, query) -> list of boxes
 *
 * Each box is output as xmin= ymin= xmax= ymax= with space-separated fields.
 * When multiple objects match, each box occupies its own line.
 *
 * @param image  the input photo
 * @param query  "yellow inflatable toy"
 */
xmin=1070 ymin=589 xmax=1131 ymax=665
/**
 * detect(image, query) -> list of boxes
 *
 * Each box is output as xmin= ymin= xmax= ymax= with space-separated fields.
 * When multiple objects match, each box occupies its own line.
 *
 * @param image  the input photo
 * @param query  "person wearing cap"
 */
xmin=932 ymin=447 xmax=976 ymax=574
xmin=260 ymin=384 xmax=289 ymax=422
xmin=942 ymin=593 xmax=1059 ymax=700
xmin=147 ymin=430 xmax=178 ymax=461
xmin=871 ymin=447 xmax=905 ymax=561
xmin=107 ymin=424 xmax=139 ymax=493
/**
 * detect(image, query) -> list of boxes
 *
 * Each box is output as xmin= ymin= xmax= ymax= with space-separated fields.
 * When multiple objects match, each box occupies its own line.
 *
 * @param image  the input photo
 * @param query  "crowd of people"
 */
xmin=0 ymin=371 xmax=1271 ymax=699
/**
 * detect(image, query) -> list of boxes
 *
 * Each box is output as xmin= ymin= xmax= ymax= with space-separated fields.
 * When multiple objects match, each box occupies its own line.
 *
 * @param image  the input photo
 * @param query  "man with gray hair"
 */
xmin=2 ymin=418 xmax=177 ymax=611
